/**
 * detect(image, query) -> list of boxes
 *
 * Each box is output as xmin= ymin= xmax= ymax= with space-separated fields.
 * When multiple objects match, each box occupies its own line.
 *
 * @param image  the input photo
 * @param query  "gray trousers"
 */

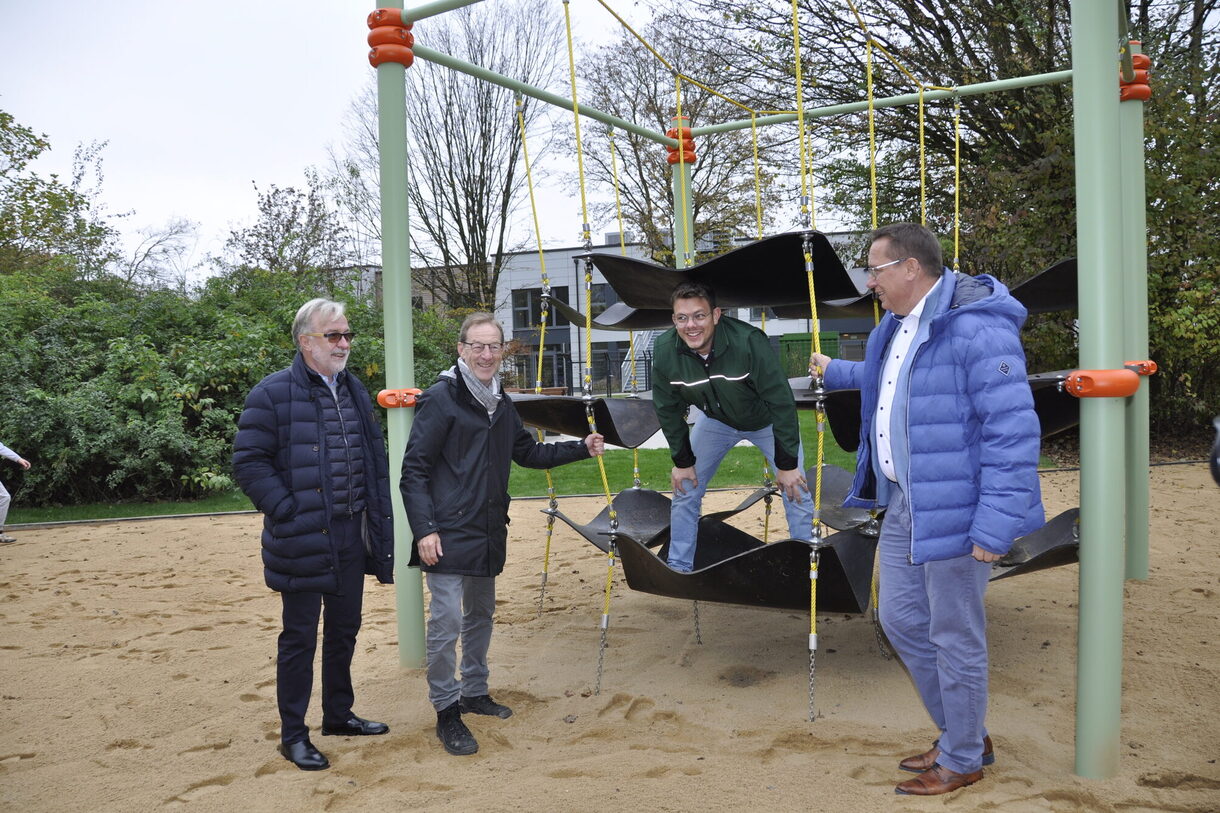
xmin=0 ymin=479 xmax=9 ymax=530
xmin=425 ymin=571 xmax=496 ymax=711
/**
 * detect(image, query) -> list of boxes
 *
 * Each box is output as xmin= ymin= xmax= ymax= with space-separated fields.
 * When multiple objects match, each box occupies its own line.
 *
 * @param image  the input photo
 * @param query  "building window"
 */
xmin=512 ymin=286 xmax=569 ymax=329
xmin=590 ymin=283 xmax=618 ymax=318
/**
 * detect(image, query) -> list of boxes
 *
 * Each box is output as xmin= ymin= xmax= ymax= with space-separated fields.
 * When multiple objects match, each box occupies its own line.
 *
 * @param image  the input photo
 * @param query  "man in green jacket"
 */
xmin=651 ymin=281 xmax=811 ymax=572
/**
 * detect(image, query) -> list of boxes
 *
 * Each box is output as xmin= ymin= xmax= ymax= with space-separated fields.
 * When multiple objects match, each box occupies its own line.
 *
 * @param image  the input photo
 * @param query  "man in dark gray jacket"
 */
xmin=401 ymin=312 xmax=604 ymax=756
xmin=233 ymin=298 xmax=394 ymax=772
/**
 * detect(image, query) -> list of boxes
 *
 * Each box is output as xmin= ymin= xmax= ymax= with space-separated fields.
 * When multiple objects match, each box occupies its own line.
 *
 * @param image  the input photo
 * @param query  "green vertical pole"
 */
xmin=1070 ymin=0 xmax=1126 ymax=778
xmin=671 ymin=160 xmax=695 ymax=268
xmin=1120 ymin=41 xmax=1150 ymax=582
xmin=374 ymin=2 xmax=425 ymax=668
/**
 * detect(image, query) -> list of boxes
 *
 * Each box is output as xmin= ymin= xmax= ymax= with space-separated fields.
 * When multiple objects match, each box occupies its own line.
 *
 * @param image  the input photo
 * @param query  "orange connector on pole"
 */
xmin=367 ymin=8 xmax=415 ymax=69
xmin=1123 ymin=360 xmax=1158 ymax=376
xmin=1120 ymin=44 xmax=1151 ymax=102
xmin=665 ymin=116 xmax=697 ymax=165
xmin=378 ymin=388 xmax=423 ymax=408
xmin=1063 ymin=369 xmax=1141 ymax=398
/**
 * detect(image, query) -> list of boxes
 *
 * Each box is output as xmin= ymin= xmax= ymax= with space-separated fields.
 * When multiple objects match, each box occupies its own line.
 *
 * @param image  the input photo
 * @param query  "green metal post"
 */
xmin=1120 ymin=41 xmax=1150 ymax=582
xmin=671 ymin=160 xmax=695 ymax=268
xmin=1070 ymin=0 xmax=1126 ymax=778
xmin=691 ymin=70 xmax=1074 ymax=137
xmin=375 ymin=1 xmax=425 ymax=668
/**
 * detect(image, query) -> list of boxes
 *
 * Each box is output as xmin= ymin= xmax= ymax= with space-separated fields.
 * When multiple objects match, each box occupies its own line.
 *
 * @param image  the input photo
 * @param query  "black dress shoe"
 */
xmin=460 ymin=694 xmax=513 ymax=719
xmin=436 ymin=701 xmax=478 ymax=756
xmin=321 ymin=715 xmax=390 ymax=736
xmin=279 ymin=739 xmax=329 ymax=771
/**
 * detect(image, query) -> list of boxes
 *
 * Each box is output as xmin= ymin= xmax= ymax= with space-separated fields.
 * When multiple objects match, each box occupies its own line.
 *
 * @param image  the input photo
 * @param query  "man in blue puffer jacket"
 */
xmin=233 ymin=298 xmax=395 ymax=772
xmin=811 ymin=223 xmax=1043 ymax=797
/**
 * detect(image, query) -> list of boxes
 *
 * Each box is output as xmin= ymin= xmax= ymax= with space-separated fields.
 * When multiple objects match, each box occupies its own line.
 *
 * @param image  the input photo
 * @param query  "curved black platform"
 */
xmin=546 ymin=296 xmax=674 ymax=331
xmin=1010 ymin=258 xmax=1077 ymax=315
xmin=615 ymin=527 xmax=878 ymax=613
xmin=1211 ymin=416 xmax=1220 ymax=486
xmin=991 ymin=508 xmax=1080 ymax=581
xmin=546 ymin=487 xmax=674 ymax=554
xmin=509 ymin=393 xmax=659 ymax=449
xmin=587 ymin=232 xmax=856 ymax=311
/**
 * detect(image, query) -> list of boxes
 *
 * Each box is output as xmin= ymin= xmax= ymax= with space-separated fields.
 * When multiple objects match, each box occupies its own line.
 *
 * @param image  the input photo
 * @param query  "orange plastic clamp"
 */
xmin=1121 ymin=84 xmax=1151 ymax=102
xmin=667 ymin=137 xmax=696 ymax=152
xmin=367 ymin=8 xmax=411 ymax=29
xmin=1123 ymin=360 xmax=1158 ymax=376
xmin=667 ymin=151 xmax=698 ymax=165
xmin=369 ymin=44 xmax=415 ymax=68
xmin=369 ymin=26 xmax=415 ymax=48
xmin=1132 ymin=53 xmax=1151 ymax=70
xmin=1064 ymin=369 xmax=1140 ymax=398
xmin=666 ymin=126 xmax=693 ymax=139
xmin=378 ymin=387 xmax=423 ymax=408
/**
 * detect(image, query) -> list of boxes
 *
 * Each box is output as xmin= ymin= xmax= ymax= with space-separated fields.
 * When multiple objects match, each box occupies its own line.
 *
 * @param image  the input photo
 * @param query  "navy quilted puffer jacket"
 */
xmin=233 ymin=353 xmax=394 ymax=593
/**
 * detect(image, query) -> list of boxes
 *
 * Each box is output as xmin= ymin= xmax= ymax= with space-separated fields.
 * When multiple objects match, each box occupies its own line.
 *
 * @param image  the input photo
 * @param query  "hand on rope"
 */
xmin=808 ymin=352 xmax=833 ymax=378
xmin=584 ymin=433 xmax=606 ymax=457
xmin=775 ymin=468 xmax=809 ymax=503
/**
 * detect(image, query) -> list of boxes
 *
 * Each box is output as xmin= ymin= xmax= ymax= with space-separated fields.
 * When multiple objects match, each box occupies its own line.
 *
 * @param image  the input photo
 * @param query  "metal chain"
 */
xmin=692 ymin=600 xmax=703 ymax=645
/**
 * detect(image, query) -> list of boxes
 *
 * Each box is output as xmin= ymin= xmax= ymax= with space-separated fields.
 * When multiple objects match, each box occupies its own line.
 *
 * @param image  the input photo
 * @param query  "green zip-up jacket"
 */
xmin=651 ymin=315 xmax=801 ymax=471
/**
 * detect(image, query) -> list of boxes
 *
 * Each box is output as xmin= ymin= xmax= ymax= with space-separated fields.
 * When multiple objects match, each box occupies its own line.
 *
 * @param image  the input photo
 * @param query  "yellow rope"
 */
xmin=918 ymin=87 xmax=927 ymax=225
xmin=867 ymin=40 xmax=877 ymax=231
xmin=593 ymin=0 xmax=758 ymax=114
xmin=673 ymin=75 xmax=692 ymax=264
xmin=750 ymin=113 xmax=764 ymax=240
xmin=790 ymin=0 xmax=812 ymax=230
xmin=953 ymin=98 xmax=962 ymax=272
xmin=562 ymin=0 xmax=592 ymax=245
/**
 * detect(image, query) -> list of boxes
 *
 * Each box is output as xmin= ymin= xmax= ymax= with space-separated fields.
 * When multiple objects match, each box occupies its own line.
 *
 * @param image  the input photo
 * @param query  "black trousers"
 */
xmin=277 ymin=516 xmax=365 ymax=744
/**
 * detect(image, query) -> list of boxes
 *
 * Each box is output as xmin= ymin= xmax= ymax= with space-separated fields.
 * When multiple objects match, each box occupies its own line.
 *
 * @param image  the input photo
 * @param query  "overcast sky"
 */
xmin=0 ymin=0 xmax=638 ymax=276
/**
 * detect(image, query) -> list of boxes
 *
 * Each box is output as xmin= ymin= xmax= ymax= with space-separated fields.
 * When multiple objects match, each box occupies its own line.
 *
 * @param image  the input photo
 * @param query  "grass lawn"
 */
xmin=10 ymin=414 xmax=856 ymax=524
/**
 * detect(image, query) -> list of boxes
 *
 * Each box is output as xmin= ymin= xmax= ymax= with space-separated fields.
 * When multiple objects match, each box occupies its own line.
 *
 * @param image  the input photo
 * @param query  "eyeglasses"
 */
xmin=864 ymin=257 xmax=910 ymax=280
xmin=460 ymin=341 xmax=505 ymax=354
xmin=672 ymin=311 xmax=712 ymax=325
xmin=304 ymin=331 xmax=357 ymax=344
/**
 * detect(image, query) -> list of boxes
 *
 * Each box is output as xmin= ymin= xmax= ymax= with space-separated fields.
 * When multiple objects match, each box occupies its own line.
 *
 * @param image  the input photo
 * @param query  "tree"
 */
xmin=219 ymin=170 xmax=354 ymax=284
xmin=571 ymin=13 xmax=789 ymax=264
xmin=0 ymin=110 xmax=119 ymax=278
xmin=327 ymin=0 xmax=565 ymax=309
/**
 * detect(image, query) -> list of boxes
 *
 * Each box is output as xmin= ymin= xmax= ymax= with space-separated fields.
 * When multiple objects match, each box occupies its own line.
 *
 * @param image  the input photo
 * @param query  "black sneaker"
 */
xmin=460 ymin=694 xmax=513 ymax=719
xmin=436 ymin=701 xmax=478 ymax=756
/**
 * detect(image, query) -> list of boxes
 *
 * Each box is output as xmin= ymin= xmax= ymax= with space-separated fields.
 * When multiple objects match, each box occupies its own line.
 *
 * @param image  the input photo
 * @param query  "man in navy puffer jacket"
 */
xmin=812 ymin=223 xmax=1043 ymax=797
xmin=233 ymin=298 xmax=394 ymax=772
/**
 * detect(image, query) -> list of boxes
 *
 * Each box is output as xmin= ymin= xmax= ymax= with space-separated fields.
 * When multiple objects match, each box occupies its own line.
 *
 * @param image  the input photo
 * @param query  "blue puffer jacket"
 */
xmin=232 ymin=353 xmax=394 ymax=592
xmin=824 ymin=269 xmax=1044 ymax=563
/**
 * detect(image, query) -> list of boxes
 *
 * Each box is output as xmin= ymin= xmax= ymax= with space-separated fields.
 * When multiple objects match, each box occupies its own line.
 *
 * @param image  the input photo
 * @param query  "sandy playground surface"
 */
xmin=1 ymin=464 xmax=1218 ymax=812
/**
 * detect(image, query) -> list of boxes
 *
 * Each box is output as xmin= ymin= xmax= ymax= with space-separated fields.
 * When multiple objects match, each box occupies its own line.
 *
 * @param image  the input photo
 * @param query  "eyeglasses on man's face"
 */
xmin=864 ymin=256 xmax=910 ymax=280
xmin=305 ymin=331 xmax=357 ymax=344
xmin=460 ymin=341 xmax=505 ymax=355
xmin=672 ymin=311 xmax=713 ymax=325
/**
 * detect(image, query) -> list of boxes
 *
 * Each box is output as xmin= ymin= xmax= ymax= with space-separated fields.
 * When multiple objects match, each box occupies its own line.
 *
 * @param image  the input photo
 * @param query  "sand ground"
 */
xmin=1 ymin=465 xmax=1217 ymax=812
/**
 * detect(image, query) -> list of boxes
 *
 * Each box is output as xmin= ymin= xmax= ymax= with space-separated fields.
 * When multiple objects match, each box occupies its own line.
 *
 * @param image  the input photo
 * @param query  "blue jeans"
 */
xmin=878 ymin=483 xmax=993 ymax=774
xmin=668 ymin=414 xmax=813 ymax=572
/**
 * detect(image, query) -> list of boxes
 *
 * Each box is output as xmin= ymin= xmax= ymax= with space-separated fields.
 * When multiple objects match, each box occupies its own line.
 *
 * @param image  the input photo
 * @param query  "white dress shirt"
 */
xmin=875 ymin=278 xmax=941 ymax=482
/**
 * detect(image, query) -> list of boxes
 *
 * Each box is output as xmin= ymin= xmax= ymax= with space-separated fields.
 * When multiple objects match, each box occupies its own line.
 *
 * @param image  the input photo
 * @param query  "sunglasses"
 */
xmin=304 ymin=331 xmax=357 ymax=344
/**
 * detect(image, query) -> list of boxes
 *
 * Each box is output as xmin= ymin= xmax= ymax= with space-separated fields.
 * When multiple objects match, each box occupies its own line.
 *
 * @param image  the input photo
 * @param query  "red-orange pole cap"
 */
xmin=369 ymin=26 xmax=415 ymax=48
xmin=378 ymin=387 xmax=423 ymax=408
xmin=1063 ymin=369 xmax=1141 ymax=398
xmin=369 ymin=44 xmax=415 ymax=68
xmin=367 ymin=8 xmax=411 ymax=29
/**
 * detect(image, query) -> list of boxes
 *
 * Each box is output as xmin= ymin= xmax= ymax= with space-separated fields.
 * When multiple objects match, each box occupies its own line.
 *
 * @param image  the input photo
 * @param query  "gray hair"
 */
xmin=459 ymin=312 xmax=504 ymax=343
xmin=871 ymin=223 xmax=943 ymax=279
xmin=292 ymin=298 xmax=347 ymax=344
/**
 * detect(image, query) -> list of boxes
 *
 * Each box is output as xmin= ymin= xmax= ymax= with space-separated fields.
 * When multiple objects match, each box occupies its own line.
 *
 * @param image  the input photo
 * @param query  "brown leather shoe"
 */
xmin=899 ymin=734 xmax=994 ymax=773
xmin=895 ymin=764 xmax=983 ymax=795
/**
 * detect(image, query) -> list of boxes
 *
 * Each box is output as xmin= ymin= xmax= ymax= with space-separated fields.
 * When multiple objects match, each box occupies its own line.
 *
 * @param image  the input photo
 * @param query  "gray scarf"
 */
xmin=452 ymin=358 xmax=501 ymax=418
